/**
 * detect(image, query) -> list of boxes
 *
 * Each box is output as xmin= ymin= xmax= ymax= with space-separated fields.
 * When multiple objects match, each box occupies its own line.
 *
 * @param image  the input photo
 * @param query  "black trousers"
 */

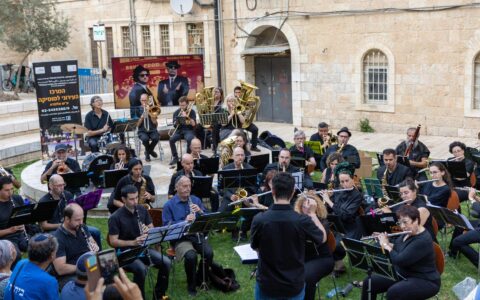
xmin=305 ymin=256 xmax=334 ymax=300
xmin=87 ymin=136 xmax=101 ymax=153
xmin=451 ymin=228 xmax=480 ymax=268
xmin=138 ymin=130 xmax=160 ymax=157
xmin=361 ymin=274 xmax=440 ymax=300
xmin=123 ymin=249 xmax=171 ymax=299
xmin=182 ymin=238 xmax=214 ymax=291
xmin=169 ymin=129 xmax=195 ymax=158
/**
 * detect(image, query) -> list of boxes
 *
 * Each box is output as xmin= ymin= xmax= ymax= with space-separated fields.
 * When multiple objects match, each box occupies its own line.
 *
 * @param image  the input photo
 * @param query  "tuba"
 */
xmin=195 ymin=86 xmax=215 ymax=115
xmin=235 ymin=81 xmax=261 ymax=129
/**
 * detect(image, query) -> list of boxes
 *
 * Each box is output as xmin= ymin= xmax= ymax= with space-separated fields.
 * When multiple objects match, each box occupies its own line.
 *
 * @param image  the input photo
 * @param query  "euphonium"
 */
xmin=195 ymin=86 xmax=215 ymax=115
xmin=237 ymin=80 xmax=261 ymax=129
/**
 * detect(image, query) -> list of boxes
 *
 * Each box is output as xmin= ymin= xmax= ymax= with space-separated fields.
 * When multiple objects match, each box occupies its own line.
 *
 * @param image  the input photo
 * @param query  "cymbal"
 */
xmin=60 ymin=123 xmax=88 ymax=134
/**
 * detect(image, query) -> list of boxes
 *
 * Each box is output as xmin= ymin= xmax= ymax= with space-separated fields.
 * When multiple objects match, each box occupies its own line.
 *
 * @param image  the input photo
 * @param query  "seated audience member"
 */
xmin=60 ymin=252 xmax=94 ymax=300
xmin=0 ymin=240 xmax=16 ymax=299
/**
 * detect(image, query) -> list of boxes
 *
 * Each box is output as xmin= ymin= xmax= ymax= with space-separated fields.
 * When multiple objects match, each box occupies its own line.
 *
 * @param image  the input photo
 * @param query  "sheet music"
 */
xmin=291 ymin=171 xmax=303 ymax=190
xmin=427 ymin=203 xmax=474 ymax=230
xmin=234 ymin=244 xmax=258 ymax=263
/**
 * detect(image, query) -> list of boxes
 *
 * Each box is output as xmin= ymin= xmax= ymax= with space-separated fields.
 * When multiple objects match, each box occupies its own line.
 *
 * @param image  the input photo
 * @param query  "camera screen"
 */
xmin=97 ymin=249 xmax=119 ymax=283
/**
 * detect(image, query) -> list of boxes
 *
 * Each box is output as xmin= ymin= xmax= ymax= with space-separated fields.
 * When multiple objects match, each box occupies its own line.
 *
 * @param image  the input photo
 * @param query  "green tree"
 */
xmin=0 ymin=0 xmax=70 ymax=99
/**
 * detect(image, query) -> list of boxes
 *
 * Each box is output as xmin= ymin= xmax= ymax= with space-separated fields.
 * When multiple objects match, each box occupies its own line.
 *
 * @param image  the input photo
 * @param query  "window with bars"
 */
xmin=187 ymin=23 xmax=204 ymax=55
xmin=121 ymin=26 xmax=133 ymax=56
xmin=88 ymin=28 xmax=99 ymax=68
xmin=106 ymin=27 xmax=114 ymax=69
xmin=363 ymin=50 xmax=388 ymax=103
xmin=141 ymin=25 xmax=151 ymax=56
xmin=474 ymin=54 xmax=480 ymax=109
xmin=159 ymin=24 xmax=170 ymax=55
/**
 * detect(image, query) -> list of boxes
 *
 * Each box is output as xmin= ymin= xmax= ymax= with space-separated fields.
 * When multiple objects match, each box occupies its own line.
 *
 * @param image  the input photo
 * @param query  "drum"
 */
xmin=82 ymin=153 xmax=114 ymax=187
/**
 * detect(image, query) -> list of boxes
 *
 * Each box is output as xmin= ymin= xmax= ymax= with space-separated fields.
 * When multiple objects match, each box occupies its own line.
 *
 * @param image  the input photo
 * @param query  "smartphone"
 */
xmin=97 ymin=248 xmax=119 ymax=284
xmin=85 ymin=255 xmax=101 ymax=292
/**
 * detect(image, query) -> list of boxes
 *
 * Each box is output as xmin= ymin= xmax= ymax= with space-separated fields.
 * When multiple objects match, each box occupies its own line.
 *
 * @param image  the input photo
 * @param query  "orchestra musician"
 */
xmin=169 ymin=96 xmax=196 ymax=166
xmin=39 ymin=175 xmax=102 ymax=249
xmin=395 ymin=127 xmax=430 ymax=181
xmin=219 ymin=129 xmax=251 ymax=169
xmin=376 ymin=148 xmax=413 ymax=186
xmin=0 ymin=165 xmax=21 ymax=189
xmin=448 ymin=141 xmax=474 ymax=201
xmin=40 ymin=144 xmax=81 ymax=190
xmin=360 ymin=205 xmax=441 ymax=300
xmin=319 ymin=162 xmax=363 ymax=274
xmin=108 ymin=159 xmax=155 ymax=214
xmin=52 ymin=204 xmax=99 ymax=288
xmin=108 ymin=184 xmax=170 ymax=300
xmin=250 ymin=172 xmax=324 ymax=300
xmin=0 ymin=176 xmax=27 ymax=266
xmin=294 ymin=192 xmax=334 ymax=300
xmin=168 ymin=154 xmax=203 ymax=198
xmin=137 ymin=93 xmax=160 ymax=162
xmin=245 ymin=169 xmax=277 ymax=210
xmin=220 ymin=93 xmax=260 ymax=152
xmin=320 ymin=127 xmax=360 ymax=171
xmin=263 ymin=148 xmax=314 ymax=190
xmin=157 ymin=60 xmax=189 ymax=107
xmin=190 ymin=138 xmax=208 ymax=160
xmin=289 ymin=130 xmax=316 ymax=170
xmin=450 ymin=188 xmax=480 ymax=268
xmin=162 ymin=176 xmax=212 ymax=296
xmin=419 ymin=162 xmax=452 ymax=208
xmin=210 ymin=87 xmax=225 ymax=153
xmin=84 ymin=95 xmax=115 ymax=153
xmin=382 ymin=179 xmax=436 ymax=241
xmin=320 ymin=153 xmax=344 ymax=189
xmin=309 ymin=122 xmax=331 ymax=153
xmin=129 ymin=65 xmax=155 ymax=119
xmin=111 ymin=145 xmax=131 ymax=170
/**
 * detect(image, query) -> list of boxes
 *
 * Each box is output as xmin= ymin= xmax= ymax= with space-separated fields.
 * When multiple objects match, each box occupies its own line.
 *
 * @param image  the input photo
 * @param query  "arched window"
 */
xmin=363 ymin=49 xmax=388 ymax=103
xmin=474 ymin=53 xmax=480 ymax=109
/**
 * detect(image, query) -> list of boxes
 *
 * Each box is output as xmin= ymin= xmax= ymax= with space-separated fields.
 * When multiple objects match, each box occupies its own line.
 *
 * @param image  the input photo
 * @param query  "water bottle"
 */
xmin=326 ymin=287 xmax=339 ymax=298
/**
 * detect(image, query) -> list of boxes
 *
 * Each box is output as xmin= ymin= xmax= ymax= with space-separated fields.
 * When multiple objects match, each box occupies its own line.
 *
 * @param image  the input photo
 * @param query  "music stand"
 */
xmin=69 ymin=189 xmax=103 ymax=212
xmin=143 ymin=221 xmax=191 ymax=246
xmin=218 ymin=169 xmax=259 ymax=190
xmin=199 ymin=111 xmax=228 ymax=126
xmin=188 ymin=212 xmax=233 ymax=290
xmin=291 ymin=171 xmax=304 ymax=191
xmin=362 ymin=178 xmax=384 ymax=199
xmin=249 ymin=154 xmax=269 ymax=172
xmin=431 ymin=160 xmax=467 ymax=179
xmin=342 ymin=238 xmax=401 ymax=300
xmin=232 ymin=208 xmax=264 ymax=244
xmin=192 ymin=176 xmax=214 ymax=198
xmin=271 ymin=149 xmax=280 ymax=162
xmin=360 ymin=213 xmax=399 ymax=236
xmin=117 ymin=246 xmax=148 ymax=268
xmin=113 ymin=119 xmax=137 ymax=134
xmin=103 ymin=169 xmax=129 ymax=188
xmin=1 ymin=201 xmax=58 ymax=229
xmin=47 ymin=172 xmax=90 ymax=189
xmin=290 ymin=156 xmax=306 ymax=169
xmin=466 ymin=147 xmax=480 ymax=164
xmin=198 ymin=157 xmax=220 ymax=174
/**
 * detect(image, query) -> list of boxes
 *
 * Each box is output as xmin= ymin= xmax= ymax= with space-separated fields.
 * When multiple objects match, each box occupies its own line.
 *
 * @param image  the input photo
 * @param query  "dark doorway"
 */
xmin=254 ymin=56 xmax=292 ymax=123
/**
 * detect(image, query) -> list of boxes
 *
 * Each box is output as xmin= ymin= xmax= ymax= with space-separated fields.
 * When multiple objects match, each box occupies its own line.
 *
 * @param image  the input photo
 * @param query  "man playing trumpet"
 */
xmin=41 ymin=144 xmax=81 ymax=195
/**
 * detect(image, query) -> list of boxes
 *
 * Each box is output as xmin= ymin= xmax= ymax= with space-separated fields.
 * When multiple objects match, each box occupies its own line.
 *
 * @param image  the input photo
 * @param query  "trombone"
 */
xmin=168 ymin=101 xmax=194 ymax=137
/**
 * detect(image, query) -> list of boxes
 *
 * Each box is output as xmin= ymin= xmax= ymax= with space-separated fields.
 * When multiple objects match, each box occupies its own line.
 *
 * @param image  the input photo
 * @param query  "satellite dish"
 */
xmin=170 ymin=0 xmax=194 ymax=15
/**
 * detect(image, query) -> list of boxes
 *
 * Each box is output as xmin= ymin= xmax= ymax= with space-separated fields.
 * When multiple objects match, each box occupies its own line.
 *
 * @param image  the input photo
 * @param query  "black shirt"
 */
xmin=38 ymin=191 xmax=74 ymax=226
xmin=113 ymin=174 xmax=155 ymax=203
xmin=420 ymin=182 xmax=451 ymax=208
xmin=395 ymin=140 xmax=430 ymax=178
xmin=42 ymin=158 xmax=81 ymax=176
xmin=309 ymin=133 xmax=326 ymax=144
xmin=447 ymin=157 xmax=475 ymax=187
xmin=263 ymin=162 xmax=314 ymax=189
xmin=331 ymin=188 xmax=363 ymax=239
xmin=108 ymin=206 xmax=152 ymax=251
xmin=320 ymin=144 xmax=360 ymax=171
xmin=391 ymin=229 xmax=440 ymax=282
xmin=0 ymin=195 xmax=25 ymax=239
xmin=172 ymin=108 xmax=196 ymax=131
xmin=137 ymin=108 xmax=157 ymax=134
xmin=84 ymin=109 xmax=115 ymax=134
xmin=251 ymin=204 xmax=324 ymax=298
xmin=305 ymin=220 xmax=331 ymax=261
xmin=392 ymin=196 xmax=435 ymax=241
xmin=289 ymin=145 xmax=315 ymax=161
xmin=53 ymin=225 xmax=91 ymax=265
xmin=376 ymin=164 xmax=413 ymax=187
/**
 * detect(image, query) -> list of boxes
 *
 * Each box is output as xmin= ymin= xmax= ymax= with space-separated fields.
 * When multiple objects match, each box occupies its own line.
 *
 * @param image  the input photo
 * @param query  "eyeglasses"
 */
xmin=168 ymin=66 xmax=177 ymax=70
xmin=139 ymin=73 xmax=149 ymax=77
xmin=338 ymin=135 xmax=349 ymax=138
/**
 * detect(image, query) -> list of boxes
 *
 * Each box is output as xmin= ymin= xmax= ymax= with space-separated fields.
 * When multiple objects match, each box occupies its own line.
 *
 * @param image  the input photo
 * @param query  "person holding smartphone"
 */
xmin=108 ymin=184 xmax=170 ymax=300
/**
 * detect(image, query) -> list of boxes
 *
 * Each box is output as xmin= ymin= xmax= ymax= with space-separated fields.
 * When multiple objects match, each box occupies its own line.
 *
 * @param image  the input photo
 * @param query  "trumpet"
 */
xmin=57 ymin=160 xmax=68 ymax=174
xmin=361 ymin=230 xmax=412 ymax=241
xmin=115 ymin=160 xmax=125 ymax=170
xmin=228 ymin=190 xmax=272 ymax=207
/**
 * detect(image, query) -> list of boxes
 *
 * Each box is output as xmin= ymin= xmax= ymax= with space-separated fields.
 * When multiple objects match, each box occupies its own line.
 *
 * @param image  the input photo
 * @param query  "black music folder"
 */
xmin=431 ymin=160 xmax=467 ymax=179
xmin=360 ymin=213 xmax=399 ymax=236
xmin=249 ymin=153 xmax=269 ymax=172
xmin=104 ymin=169 xmax=129 ymax=188
xmin=192 ymin=176 xmax=214 ymax=198
xmin=47 ymin=171 xmax=90 ymax=189
xmin=218 ymin=168 xmax=258 ymax=190
xmin=198 ymin=157 xmax=220 ymax=174
xmin=1 ymin=201 xmax=58 ymax=229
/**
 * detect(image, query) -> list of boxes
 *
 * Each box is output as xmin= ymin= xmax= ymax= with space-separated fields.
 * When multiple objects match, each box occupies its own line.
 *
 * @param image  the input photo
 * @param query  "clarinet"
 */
xmin=135 ymin=206 xmax=148 ymax=235
xmin=80 ymin=225 xmax=97 ymax=252
xmin=10 ymin=196 xmax=29 ymax=242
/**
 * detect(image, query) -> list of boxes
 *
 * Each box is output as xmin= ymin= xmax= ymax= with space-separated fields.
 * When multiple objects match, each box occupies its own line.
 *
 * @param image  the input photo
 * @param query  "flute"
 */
xmin=228 ymin=191 xmax=272 ymax=207
xmin=361 ymin=230 xmax=412 ymax=241
xmin=314 ymin=187 xmax=355 ymax=195
xmin=368 ymin=199 xmax=412 ymax=215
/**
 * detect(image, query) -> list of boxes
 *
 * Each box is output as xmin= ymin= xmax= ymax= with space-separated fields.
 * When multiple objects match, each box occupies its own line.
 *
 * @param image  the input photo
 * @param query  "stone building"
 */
xmin=4 ymin=0 xmax=480 ymax=137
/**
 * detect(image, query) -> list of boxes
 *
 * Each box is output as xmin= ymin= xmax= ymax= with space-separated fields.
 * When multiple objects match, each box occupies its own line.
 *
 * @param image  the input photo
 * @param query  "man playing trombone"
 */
xmin=169 ymin=96 xmax=196 ymax=166
xmin=137 ymin=93 xmax=160 ymax=162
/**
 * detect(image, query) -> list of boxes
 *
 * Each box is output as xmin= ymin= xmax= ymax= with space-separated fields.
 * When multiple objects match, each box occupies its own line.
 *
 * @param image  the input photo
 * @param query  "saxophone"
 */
xmin=138 ymin=176 xmax=151 ymax=209
xmin=336 ymin=143 xmax=345 ymax=154
xmin=378 ymin=167 xmax=391 ymax=207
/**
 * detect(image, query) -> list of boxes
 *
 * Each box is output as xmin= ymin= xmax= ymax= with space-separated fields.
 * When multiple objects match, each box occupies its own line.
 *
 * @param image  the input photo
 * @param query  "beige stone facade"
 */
xmin=3 ymin=0 xmax=480 ymax=137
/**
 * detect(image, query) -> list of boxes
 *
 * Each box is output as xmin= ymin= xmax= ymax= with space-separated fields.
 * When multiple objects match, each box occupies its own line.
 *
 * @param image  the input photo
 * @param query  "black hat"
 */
xmin=337 ymin=127 xmax=352 ymax=137
xmin=165 ymin=60 xmax=181 ymax=69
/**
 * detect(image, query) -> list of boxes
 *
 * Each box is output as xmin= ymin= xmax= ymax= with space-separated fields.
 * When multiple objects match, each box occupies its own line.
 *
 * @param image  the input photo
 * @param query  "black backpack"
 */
xmin=208 ymin=262 xmax=240 ymax=293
